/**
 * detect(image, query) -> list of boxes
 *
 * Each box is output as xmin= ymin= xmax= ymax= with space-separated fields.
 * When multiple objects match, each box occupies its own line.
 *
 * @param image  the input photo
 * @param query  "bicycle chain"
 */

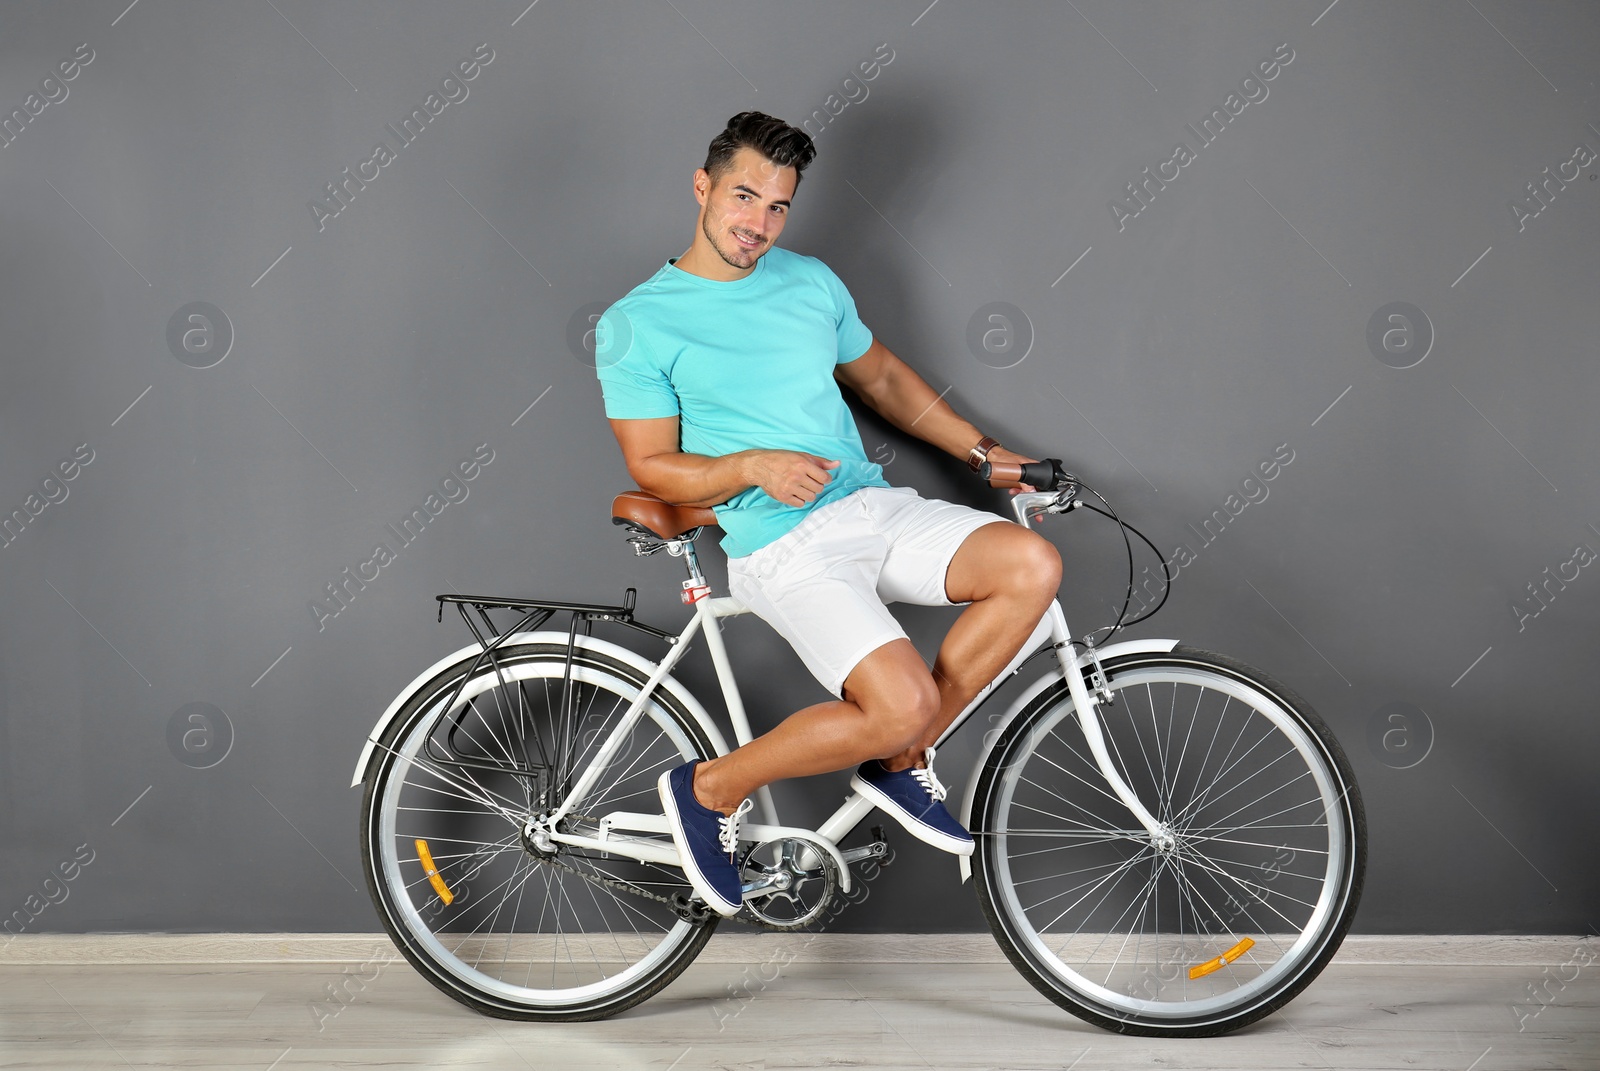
xmin=519 ymin=811 xmax=684 ymax=910
xmin=520 ymin=813 xmax=886 ymax=931
xmin=532 ymin=841 xmax=835 ymax=931
xmin=536 ymin=850 xmax=680 ymax=909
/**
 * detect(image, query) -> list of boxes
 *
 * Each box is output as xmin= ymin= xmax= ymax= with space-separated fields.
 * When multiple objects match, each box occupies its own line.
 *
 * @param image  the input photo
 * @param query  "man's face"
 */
xmin=694 ymin=147 xmax=797 ymax=271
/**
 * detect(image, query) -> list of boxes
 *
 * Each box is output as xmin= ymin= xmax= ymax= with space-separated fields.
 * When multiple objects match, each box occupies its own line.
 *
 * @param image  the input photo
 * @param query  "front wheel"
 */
xmin=972 ymin=646 xmax=1365 ymax=1036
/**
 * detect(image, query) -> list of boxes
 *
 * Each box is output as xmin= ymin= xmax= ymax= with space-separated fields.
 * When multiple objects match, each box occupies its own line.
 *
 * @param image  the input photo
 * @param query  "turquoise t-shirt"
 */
xmin=595 ymin=247 xmax=890 ymax=558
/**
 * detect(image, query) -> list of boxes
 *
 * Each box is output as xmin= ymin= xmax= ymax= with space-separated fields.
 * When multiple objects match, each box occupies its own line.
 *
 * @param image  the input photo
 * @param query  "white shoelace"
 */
xmin=718 ymin=797 xmax=754 ymax=857
xmin=911 ymin=747 xmax=949 ymax=802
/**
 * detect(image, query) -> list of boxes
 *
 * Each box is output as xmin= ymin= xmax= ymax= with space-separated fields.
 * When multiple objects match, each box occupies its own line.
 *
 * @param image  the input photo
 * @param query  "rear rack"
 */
xmin=436 ymin=589 xmax=677 ymax=646
xmin=420 ymin=590 xmax=678 ymax=791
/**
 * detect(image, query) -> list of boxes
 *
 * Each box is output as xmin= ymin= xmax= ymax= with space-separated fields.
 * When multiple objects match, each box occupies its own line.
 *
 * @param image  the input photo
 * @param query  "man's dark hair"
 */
xmin=702 ymin=111 xmax=816 ymax=190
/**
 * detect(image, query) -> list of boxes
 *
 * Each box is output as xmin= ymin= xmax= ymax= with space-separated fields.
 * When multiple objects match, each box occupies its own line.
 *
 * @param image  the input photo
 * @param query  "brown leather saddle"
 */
xmin=610 ymin=490 xmax=719 ymax=540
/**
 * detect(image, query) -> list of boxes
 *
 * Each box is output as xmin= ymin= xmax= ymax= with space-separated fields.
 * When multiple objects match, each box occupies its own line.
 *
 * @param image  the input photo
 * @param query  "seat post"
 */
xmin=674 ymin=534 xmax=708 ymax=590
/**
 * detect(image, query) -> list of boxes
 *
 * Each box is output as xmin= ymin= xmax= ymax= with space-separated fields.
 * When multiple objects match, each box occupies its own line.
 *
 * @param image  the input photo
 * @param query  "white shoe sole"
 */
xmin=658 ymin=769 xmax=743 ymax=917
xmin=850 ymin=775 xmax=975 ymax=857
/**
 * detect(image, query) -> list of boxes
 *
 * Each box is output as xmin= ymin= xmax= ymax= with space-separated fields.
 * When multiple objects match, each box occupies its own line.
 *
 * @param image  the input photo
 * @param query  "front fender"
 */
xmin=955 ymin=636 xmax=1179 ymax=883
xmin=350 ymin=631 xmax=729 ymax=787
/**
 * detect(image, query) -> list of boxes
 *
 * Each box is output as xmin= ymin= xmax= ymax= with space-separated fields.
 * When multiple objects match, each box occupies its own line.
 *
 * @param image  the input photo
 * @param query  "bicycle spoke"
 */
xmin=1022 ymin=749 xmax=1137 ymax=813
xmin=1163 ymin=684 xmax=1206 ymax=830
xmin=373 ymin=737 xmax=529 ymax=822
xmin=396 ymin=835 xmax=523 ymax=896
xmin=1182 ymin=833 xmax=1328 ymax=858
xmin=1011 ymin=784 xmax=1140 ymax=840
xmin=1054 ymin=857 xmax=1161 ymax=974
xmin=1173 ymin=743 xmax=1307 ymax=830
xmin=494 ymin=853 xmax=536 ymax=980
xmin=1172 ymin=841 xmax=1318 ymax=924
xmin=1172 ymin=698 xmax=1255 ymax=828
xmin=985 ymin=827 xmax=1149 ymax=838
xmin=1119 ymin=683 xmax=1163 ymax=819
xmin=1101 ymin=862 xmax=1160 ymax=989
xmin=1004 ymin=835 xmax=1143 ymax=862
xmin=1024 ymin=840 xmax=1154 ymax=924
xmin=1008 ymin=856 xmax=1145 ymax=887
xmin=455 ymin=689 xmax=533 ymax=780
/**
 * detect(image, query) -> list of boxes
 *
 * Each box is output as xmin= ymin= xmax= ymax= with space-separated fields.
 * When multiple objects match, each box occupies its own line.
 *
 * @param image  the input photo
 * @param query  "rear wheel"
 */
xmin=360 ymin=642 xmax=717 ymax=1021
xmin=972 ymin=646 xmax=1364 ymax=1036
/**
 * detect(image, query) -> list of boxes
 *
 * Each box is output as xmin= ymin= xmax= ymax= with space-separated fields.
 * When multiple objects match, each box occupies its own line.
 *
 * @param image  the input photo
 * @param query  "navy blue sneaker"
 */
xmin=658 ymin=760 xmax=752 ymax=917
xmin=850 ymin=746 xmax=974 ymax=856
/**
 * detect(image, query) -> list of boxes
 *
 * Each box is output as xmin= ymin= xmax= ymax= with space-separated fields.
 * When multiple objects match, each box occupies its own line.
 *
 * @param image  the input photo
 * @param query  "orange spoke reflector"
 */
xmin=1188 ymin=937 xmax=1255 ymax=980
xmin=414 ymin=838 xmax=455 ymax=906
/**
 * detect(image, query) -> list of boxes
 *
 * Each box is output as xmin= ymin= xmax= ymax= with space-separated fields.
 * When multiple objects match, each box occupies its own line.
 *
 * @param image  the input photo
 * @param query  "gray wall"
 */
xmin=1 ymin=0 xmax=1595 ymax=938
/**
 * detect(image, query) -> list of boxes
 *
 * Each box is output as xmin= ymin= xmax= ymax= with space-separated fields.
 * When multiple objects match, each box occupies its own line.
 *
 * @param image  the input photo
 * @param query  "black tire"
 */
xmin=359 ymin=641 xmax=718 ymax=1021
xmin=972 ymin=646 xmax=1365 ymax=1036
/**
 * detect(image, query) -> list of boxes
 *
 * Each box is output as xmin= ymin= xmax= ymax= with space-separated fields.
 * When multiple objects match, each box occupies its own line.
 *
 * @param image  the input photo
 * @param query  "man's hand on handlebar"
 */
xmin=985 ymin=445 xmax=1046 ymax=494
xmin=978 ymin=450 xmax=1076 ymax=497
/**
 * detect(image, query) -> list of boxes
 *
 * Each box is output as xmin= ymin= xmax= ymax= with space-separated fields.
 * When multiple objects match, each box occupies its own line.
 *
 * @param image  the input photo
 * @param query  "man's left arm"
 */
xmin=836 ymin=337 xmax=1040 ymax=490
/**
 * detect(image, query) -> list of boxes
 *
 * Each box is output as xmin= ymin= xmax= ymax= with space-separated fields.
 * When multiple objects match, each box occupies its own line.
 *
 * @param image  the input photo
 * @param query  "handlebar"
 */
xmin=978 ymin=457 xmax=1074 ymax=492
xmin=974 ymin=455 xmax=1170 ymax=638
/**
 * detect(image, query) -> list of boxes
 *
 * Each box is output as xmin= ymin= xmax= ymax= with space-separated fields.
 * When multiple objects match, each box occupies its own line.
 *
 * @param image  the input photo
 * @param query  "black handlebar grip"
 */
xmin=979 ymin=458 xmax=1067 ymax=490
xmin=1021 ymin=460 xmax=1061 ymax=489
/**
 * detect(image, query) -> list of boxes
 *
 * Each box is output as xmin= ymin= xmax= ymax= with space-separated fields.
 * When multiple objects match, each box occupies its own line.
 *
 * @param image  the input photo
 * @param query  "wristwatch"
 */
xmin=967 ymin=435 xmax=1001 ymax=473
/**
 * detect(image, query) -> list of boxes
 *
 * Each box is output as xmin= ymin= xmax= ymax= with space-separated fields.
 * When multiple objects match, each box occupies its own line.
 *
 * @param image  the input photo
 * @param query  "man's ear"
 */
xmin=693 ymin=168 xmax=710 ymax=206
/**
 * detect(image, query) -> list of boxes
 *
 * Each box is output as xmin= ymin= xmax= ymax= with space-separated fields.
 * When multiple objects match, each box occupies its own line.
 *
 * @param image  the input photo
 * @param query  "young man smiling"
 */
xmin=595 ymin=112 xmax=1062 ymax=917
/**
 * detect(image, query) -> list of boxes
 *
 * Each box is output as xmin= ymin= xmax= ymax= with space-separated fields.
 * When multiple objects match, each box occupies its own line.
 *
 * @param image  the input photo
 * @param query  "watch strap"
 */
xmin=967 ymin=435 xmax=1001 ymax=472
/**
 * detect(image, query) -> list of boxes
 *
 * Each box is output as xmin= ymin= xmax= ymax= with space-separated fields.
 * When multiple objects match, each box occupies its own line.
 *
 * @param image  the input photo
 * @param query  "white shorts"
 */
xmin=725 ymin=485 xmax=1010 ymax=699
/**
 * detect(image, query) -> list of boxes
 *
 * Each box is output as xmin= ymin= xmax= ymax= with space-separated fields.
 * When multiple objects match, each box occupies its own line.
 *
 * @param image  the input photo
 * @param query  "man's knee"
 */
xmin=854 ymin=669 xmax=940 ymax=733
xmin=979 ymin=527 xmax=1062 ymax=600
xmin=1017 ymin=531 xmax=1063 ymax=596
xmin=874 ymin=685 xmax=940 ymax=754
xmin=844 ymin=643 xmax=940 ymax=752
xmin=949 ymin=523 xmax=1062 ymax=605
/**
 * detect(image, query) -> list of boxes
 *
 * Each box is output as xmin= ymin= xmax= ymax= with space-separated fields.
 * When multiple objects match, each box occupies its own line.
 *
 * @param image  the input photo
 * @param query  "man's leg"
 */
xmin=690 ymin=520 xmax=1060 ymax=812
xmin=881 ymin=520 xmax=1062 ymax=771
xmin=689 ymin=639 xmax=937 ymax=814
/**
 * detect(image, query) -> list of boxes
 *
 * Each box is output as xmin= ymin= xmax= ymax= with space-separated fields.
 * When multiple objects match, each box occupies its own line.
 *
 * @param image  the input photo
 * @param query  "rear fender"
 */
xmin=351 ymin=631 xmax=729 ymax=787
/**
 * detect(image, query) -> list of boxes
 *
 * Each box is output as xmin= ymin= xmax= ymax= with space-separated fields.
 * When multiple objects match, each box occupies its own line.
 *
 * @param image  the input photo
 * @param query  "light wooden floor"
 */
xmin=2 ymin=937 xmax=1595 ymax=1070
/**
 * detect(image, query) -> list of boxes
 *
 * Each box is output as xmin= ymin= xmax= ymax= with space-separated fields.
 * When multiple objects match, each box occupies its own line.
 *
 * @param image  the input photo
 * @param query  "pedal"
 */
xmin=670 ymin=891 xmax=715 ymax=925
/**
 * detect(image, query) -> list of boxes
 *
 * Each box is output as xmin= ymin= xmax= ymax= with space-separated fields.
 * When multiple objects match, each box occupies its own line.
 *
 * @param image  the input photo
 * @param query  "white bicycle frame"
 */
xmin=540 ymin=489 xmax=1175 ymax=892
xmin=351 ymin=489 xmax=1180 ymax=894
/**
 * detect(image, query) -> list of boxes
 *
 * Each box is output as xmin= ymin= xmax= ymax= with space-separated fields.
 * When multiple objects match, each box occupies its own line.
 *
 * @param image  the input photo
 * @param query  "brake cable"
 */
xmin=1067 ymin=476 xmax=1172 ymax=640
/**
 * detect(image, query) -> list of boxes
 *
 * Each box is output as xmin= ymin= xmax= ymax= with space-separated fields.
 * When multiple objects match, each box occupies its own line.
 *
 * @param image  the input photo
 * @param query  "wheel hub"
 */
xmin=522 ymin=813 xmax=558 ymax=857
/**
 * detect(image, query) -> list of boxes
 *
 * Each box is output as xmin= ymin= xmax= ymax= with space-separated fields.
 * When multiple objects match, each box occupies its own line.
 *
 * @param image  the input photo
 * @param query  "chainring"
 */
xmin=737 ymin=836 xmax=841 ymax=931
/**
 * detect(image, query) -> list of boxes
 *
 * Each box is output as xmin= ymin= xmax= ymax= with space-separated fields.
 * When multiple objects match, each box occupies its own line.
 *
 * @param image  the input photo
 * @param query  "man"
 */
xmin=595 ymin=112 xmax=1061 ymax=917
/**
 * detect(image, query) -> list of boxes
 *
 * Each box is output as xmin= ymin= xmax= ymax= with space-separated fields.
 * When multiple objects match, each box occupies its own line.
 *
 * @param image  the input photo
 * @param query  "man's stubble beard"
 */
xmin=702 ymin=212 xmax=762 ymax=270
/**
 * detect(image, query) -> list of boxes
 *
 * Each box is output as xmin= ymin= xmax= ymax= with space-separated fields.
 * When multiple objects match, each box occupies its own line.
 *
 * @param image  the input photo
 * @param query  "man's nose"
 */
xmin=732 ymin=206 xmax=763 ymax=235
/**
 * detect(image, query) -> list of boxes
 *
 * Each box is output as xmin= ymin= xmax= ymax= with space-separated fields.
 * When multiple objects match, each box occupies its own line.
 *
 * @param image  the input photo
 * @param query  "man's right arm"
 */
xmin=608 ymin=416 xmax=840 ymax=509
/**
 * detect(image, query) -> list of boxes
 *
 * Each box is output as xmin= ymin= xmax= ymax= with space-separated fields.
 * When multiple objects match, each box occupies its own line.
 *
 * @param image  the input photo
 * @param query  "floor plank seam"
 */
xmin=1 ymin=933 xmax=1591 ymax=967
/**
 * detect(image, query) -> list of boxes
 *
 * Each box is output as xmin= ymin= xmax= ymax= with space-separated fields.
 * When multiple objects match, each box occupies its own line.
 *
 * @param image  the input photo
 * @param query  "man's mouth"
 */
xmin=732 ymin=231 xmax=762 ymax=250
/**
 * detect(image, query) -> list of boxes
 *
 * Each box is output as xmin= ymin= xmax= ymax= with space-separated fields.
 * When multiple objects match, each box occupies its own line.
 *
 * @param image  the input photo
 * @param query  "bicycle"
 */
xmin=352 ymin=458 xmax=1365 ymax=1036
